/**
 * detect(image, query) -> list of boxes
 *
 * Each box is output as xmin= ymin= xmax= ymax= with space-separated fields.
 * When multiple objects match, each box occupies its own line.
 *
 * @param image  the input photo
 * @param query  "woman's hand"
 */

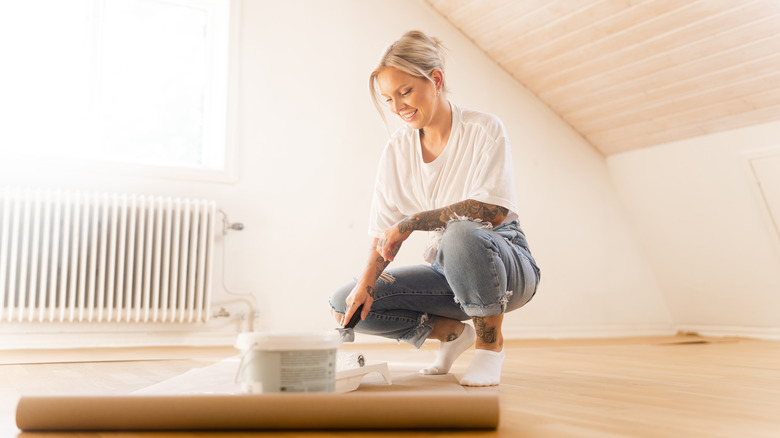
xmin=376 ymin=223 xmax=411 ymax=262
xmin=340 ymin=238 xmax=396 ymax=326
xmin=342 ymin=279 xmax=375 ymax=325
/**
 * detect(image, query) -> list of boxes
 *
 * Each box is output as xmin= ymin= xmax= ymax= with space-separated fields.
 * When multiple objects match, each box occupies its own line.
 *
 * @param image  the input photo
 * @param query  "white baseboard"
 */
xmin=504 ymin=324 xmax=780 ymax=341
xmin=0 ymin=318 xmax=248 ymax=349
xmin=674 ymin=325 xmax=780 ymax=341
xmin=0 ymin=331 xmax=239 ymax=350
xmin=503 ymin=324 xmax=780 ymax=341
xmin=502 ymin=324 xmax=677 ymax=340
xmin=353 ymin=324 xmax=681 ymax=344
xmin=3 ymin=323 xmax=778 ymax=350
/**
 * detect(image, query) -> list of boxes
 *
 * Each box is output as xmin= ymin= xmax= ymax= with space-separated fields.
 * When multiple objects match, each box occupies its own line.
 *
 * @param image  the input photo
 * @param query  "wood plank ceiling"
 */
xmin=425 ymin=0 xmax=780 ymax=156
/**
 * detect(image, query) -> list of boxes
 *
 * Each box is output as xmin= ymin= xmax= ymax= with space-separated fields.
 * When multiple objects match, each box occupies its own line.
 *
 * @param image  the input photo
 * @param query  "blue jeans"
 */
xmin=329 ymin=220 xmax=540 ymax=348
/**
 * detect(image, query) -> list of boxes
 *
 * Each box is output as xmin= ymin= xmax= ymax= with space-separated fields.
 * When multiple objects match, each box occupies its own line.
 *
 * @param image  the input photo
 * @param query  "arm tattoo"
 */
xmin=375 ymin=245 xmax=399 ymax=265
xmin=365 ymin=285 xmax=375 ymax=299
xmin=371 ymin=245 xmax=399 ymax=278
xmin=375 ymin=256 xmax=392 ymax=275
xmin=398 ymin=200 xmax=508 ymax=233
xmin=473 ymin=317 xmax=498 ymax=344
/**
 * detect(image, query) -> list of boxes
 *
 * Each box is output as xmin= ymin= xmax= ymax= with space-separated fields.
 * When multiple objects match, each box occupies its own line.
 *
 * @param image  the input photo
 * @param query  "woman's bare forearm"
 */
xmin=360 ymin=238 xmax=400 ymax=298
xmin=397 ymin=199 xmax=507 ymax=234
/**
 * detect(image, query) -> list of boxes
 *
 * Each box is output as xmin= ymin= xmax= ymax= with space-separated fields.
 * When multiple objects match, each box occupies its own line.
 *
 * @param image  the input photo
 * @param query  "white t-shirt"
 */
xmin=368 ymin=103 xmax=518 ymax=262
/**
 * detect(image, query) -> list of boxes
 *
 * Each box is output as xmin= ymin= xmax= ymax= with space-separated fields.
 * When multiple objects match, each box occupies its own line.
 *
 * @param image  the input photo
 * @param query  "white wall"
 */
xmin=0 ymin=0 xmax=675 ymax=346
xmin=608 ymin=121 xmax=780 ymax=339
xmin=229 ymin=0 xmax=673 ymax=340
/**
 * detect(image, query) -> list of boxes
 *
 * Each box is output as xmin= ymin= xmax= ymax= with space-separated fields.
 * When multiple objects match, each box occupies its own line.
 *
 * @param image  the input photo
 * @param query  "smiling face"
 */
xmin=376 ymin=67 xmax=441 ymax=130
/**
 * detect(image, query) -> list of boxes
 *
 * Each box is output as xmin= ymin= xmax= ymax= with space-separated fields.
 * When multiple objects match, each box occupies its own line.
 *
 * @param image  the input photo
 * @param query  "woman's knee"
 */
xmin=438 ymin=220 xmax=492 ymax=263
xmin=328 ymin=279 xmax=356 ymax=314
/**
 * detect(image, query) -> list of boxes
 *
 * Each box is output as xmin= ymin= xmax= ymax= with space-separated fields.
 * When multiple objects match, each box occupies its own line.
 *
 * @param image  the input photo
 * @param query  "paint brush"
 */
xmin=336 ymin=304 xmax=363 ymax=342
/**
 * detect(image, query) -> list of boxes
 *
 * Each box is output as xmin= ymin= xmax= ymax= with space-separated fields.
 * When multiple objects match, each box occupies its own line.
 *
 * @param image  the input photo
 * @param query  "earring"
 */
xmin=436 ymin=89 xmax=441 ymax=96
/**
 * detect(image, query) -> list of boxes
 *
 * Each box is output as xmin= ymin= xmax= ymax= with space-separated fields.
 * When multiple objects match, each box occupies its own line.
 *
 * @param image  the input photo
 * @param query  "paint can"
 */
xmin=235 ymin=331 xmax=341 ymax=393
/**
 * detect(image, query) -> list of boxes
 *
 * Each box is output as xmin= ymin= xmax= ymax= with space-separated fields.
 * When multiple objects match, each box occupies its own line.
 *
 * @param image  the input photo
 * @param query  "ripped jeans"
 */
xmin=328 ymin=220 xmax=540 ymax=348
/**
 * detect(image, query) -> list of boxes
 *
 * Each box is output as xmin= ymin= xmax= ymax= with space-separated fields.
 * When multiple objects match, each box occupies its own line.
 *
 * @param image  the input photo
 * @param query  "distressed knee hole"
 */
xmin=331 ymin=309 xmax=345 ymax=325
xmin=446 ymin=216 xmax=493 ymax=229
xmin=500 ymin=290 xmax=513 ymax=312
xmin=378 ymin=272 xmax=395 ymax=284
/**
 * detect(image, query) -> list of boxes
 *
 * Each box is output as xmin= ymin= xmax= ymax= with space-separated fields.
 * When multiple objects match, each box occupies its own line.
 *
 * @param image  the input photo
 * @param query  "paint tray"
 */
xmin=335 ymin=362 xmax=391 ymax=393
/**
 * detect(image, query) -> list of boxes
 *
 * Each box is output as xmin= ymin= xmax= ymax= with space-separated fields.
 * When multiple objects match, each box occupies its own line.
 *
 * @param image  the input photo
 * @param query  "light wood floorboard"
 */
xmin=2 ymin=335 xmax=779 ymax=437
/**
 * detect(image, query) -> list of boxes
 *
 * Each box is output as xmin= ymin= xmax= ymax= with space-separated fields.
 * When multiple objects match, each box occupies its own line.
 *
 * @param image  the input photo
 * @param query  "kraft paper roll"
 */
xmin=16 ymin=392 xmax=499 ymax=431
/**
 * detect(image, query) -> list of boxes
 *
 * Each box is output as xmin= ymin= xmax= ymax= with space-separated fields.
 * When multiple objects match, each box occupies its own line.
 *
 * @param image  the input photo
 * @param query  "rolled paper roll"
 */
xmin=17 ymin=392 xmax=499 ymax=431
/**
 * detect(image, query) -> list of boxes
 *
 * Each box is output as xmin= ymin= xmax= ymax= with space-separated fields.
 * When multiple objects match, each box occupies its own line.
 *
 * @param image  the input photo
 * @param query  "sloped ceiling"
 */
xmin=426 ymin=0 xmax=780 ymax=156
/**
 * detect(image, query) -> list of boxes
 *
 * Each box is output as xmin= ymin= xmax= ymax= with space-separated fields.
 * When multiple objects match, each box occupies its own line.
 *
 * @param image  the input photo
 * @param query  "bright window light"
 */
xmin=0 ymin=0 xmax=229 ymax=172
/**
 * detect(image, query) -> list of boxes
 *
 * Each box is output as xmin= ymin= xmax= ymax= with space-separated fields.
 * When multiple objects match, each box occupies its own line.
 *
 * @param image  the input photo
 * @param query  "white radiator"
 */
xmin=0 ymin=187 xmax=215 ymax=324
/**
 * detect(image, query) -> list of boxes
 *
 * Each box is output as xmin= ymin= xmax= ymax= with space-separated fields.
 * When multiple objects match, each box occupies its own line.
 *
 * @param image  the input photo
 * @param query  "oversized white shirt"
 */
xmin=368 ymin=103 xmax=519 ymax=262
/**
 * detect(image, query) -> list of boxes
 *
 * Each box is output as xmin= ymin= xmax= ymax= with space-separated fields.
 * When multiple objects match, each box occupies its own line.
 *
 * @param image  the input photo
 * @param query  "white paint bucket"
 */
xmin=235 ymin=331 xmax=341 ymax=393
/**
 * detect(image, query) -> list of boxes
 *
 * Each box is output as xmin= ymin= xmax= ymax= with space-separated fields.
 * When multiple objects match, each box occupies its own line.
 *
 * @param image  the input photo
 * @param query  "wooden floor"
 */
xmin=1 ymin=335 xmax=779 ymax=437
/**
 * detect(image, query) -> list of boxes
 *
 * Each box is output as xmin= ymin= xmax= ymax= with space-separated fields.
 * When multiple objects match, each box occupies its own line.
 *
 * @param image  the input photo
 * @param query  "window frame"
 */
xmin=8 ymin=0 xmax=241 ymax=185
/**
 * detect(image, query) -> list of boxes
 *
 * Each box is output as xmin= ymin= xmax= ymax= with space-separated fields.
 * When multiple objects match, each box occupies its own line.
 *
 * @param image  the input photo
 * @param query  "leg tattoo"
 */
xmin=473 ymin=317 xmax=497 ymax=344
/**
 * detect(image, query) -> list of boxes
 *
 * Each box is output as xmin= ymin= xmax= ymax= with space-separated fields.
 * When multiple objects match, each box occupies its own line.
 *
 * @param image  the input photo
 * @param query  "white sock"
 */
xmin=460 ymin=348 xmax=505 ymax=386
xmin=419 ymin=324 xmax=476 ymax=375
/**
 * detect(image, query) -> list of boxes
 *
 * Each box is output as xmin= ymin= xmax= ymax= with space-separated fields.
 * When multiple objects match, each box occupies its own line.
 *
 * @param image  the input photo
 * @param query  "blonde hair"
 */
xmin=369 ymin=30 xmax=448 ymax=121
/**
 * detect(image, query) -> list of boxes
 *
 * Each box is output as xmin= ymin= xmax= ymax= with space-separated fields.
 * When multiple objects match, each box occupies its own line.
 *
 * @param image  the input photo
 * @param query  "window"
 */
xmin=0 ymin=0 xmax=232 ymax=179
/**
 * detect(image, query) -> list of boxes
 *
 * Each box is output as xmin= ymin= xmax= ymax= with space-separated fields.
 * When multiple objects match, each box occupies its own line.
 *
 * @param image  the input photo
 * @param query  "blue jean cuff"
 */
xmin=400 ymin=313 xmax=437 ymax=349
xmin=457 ymin=290 xmax=514 ymax=317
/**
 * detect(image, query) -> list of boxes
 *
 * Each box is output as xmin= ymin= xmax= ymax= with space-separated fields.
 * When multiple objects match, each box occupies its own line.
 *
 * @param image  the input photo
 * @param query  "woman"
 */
xmin=329 ymin=30 xmax=540 ymax=386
